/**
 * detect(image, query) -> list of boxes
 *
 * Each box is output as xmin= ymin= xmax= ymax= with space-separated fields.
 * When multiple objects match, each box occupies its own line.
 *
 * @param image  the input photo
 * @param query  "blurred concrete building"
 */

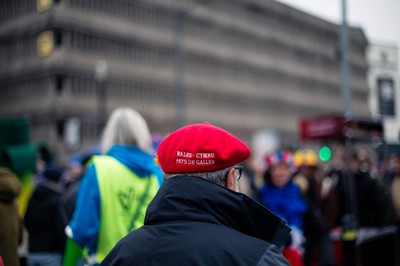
xmin=367 ymin=43 xmax=399 ymax=144
xmin=0 ymin=0 xmax=370 ymax=162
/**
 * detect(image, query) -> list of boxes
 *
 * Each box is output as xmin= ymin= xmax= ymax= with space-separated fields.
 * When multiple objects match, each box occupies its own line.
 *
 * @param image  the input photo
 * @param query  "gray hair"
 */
xmin=164 ymin=167 xmax=230 ymax=186
xmin=100 ymin=107 xmax=152 ymax=154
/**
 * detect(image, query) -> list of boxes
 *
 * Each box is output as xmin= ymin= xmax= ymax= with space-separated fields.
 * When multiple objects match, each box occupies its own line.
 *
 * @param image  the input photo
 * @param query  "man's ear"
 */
xmin=225 ymin=168 xmax=238 ymax=192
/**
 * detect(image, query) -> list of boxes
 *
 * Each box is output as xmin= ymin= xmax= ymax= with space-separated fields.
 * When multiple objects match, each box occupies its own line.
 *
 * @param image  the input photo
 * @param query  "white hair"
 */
xmin=100 ymin=107 xmax=152 ymax=154
xmin=164 ymin=167 xmax=230 ymax=186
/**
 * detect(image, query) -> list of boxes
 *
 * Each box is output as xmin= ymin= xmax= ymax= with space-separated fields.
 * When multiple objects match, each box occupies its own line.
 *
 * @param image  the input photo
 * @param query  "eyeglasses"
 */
xmin=232 ymin=165 xmax=243 ymax=181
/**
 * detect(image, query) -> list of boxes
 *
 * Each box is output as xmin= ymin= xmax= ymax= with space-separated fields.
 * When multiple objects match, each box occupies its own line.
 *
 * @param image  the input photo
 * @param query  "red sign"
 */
xmin=299 ymin=116 xmax=345 ymax=141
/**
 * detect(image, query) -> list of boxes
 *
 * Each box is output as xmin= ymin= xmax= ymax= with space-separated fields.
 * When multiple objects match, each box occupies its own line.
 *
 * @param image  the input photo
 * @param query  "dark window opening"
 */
xmin=54 ymin=30 xmax=63 ymax=47
xmin=55 ymin=75 xmax=64 ymax=95
xmin=56 ymin=119 xmax=65 ymax=138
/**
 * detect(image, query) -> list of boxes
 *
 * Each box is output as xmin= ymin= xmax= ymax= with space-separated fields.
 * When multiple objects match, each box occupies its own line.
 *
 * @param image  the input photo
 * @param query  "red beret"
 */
xmin=157 ymin=122 xmax=251 ymax=173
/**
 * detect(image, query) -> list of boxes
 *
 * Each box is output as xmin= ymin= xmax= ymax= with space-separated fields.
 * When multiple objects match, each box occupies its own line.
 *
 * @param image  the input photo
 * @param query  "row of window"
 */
xmin=0 ymin=71 xmax=363 ymax=144
xmin=65 ymin=30 xmax=355 ymax=91
xmin=70 ymin=77 xmax=97 ymax=97
xmin=213 ymin=0 xmax=343 ymax=50
xmin=0 ymin=71 xmax=364 ymax=113
xmin=108 ymin=82 xmax=174 ymax=104
xmin=67 ymin=0 xmax=336 ymax=52
xmin=67 ymin=31 xmax=172 ymax=66
xmin=66 ymin=74 xmax=240 ymax=110
xmin=0 ymin=3 xmax=366 ymax=80
xmin=64 ymin=74 xmax=340 ymax=119
xmin=0 ymin=29 xmax=367 ymax=103
xmin=0 ymin=35 xmax=36 ymax=67
xmin=187 ymin=1 xmax=365 ymax=63
xmin=79 ymin=122 xmax=99 ymax=141
xmin=92 ymin=0 xmax=355 ymax=61
xmin=67 ymin=0 xmax=339 ymax=63
xmin=186 ymin=85 xmax=337 ymax=116
xmin=0 ymin=0 xmax=36 ymax=24
xmin=69 ymin=0 xmax=175 ymax=29
xmin=68 ymin=76 xmax=174 ymax=106
xmin=0 ymin=30 xmax=63 ymax=66
xmin=1 ymin=0 xmax=366 ymax=65
xmin=0 ymin=77 xmax=50 ymax=100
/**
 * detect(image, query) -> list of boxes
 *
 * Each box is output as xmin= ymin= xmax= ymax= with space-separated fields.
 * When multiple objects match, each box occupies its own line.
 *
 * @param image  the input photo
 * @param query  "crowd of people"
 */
xmin=1 ymin=107 xmax=400 ymax=266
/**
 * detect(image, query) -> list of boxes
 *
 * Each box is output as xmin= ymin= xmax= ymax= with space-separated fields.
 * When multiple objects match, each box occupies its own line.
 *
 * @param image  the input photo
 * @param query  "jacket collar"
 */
xmin=145 ymin=175 xmax=291 ymax=247
xmin=107 ymin=144 xmax=162 ymax=179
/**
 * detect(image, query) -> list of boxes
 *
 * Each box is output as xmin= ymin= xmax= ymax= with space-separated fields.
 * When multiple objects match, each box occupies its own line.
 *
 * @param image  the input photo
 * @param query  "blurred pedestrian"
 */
xmin=0 ymin=168 xmax=23 ymax=266
xmin=259 ymin=150 xmax=307 ymax=264
xmin=388 ymin=153 xmax=400 ymax=247
xmin=64 ymin=154 xmax=93 ymax=222
xmin=389 ymin=153 xmax=400 ymax=219
xmin=102 ymin=122 xmax=291 ymax=266
xmin=24 ymin=165 xmax=67 ymax=266
xmin=67 ymin=107 xmax=163 ymax=265
xmin=292 ymin=150 xmax=336 ymax=266
xmin=336 ymin=151 xmax=387 ymax=228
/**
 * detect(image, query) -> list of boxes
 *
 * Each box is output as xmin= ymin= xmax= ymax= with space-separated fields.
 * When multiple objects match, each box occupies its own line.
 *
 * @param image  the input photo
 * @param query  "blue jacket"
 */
xmin=259 ymin=180 xmax=307 ymax=230
xmin=69 ymin=144 xmax=163 ymax=254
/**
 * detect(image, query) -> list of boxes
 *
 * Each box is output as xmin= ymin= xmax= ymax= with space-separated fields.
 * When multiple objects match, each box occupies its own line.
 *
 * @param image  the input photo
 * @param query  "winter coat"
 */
xmin=69 ymin=144 xmax=163 ymax=260
xmin=24 ymin=181 xmax=67 ymax=253
xmin=0 ymin=168 xmax=22 ymax=266
xmin=259 ymin=180 xmax=307 ymax=230
xmin=336 ymin=170 xmax=387 ymax=227
xmin=391 ymin=178 xmax=400 ymax=220
xmin=102 ymin=176 xmax=291 ymax=266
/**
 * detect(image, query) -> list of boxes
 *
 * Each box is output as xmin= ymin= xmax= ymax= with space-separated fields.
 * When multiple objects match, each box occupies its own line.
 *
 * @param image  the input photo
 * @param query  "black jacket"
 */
xmin=24 ymin=181 xmax=67 ymax=253
xmin=336 ymin=170 xmax=387 ymax=227
xmin=103 ymin=176 xmax=290 ymax=266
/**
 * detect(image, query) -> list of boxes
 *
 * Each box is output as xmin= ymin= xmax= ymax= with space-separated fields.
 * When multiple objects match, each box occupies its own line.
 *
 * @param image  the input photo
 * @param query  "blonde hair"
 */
xmin=100 ymin=107 xmax=152 ymax=154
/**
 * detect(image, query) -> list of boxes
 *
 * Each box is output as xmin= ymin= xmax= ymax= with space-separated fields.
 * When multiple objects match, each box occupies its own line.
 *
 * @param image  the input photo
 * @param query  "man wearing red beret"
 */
xmin=102 ymin=123 xmax=290 ymax=266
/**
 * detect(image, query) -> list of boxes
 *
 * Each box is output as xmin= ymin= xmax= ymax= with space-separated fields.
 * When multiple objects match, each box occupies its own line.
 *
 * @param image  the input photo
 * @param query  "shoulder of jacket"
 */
xmin=256 ymin=244 xmax=290 ymax=266
xmin=92 ymin=155 xmax=113 ymax=163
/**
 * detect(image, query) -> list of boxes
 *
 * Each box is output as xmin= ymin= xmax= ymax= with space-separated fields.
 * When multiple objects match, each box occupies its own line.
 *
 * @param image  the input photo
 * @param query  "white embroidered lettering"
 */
xmin=177 ymin=151 xmax=193 ymax=158
xmin=196 ymin=153 xmax=215 ymax=159
xmin=176 ymin=158 xmax=187 ymax=164
xmin=195 ymin=159 xmax=215 ymax=165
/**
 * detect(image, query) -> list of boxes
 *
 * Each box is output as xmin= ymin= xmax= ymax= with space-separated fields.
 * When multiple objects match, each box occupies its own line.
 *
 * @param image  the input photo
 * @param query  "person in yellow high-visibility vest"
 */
xmin=66 ymin=107 xmax=163 ymax=265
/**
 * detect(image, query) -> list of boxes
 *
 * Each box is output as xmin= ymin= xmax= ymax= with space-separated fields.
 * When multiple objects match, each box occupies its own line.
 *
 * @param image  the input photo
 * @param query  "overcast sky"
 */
xmin=274 ymin=0 xmax=400 ymax=47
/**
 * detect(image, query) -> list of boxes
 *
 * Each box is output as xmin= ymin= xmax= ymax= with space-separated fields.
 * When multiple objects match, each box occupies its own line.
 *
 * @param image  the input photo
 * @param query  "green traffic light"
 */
xmin=319 ymin=146 xmax=332 ymax=162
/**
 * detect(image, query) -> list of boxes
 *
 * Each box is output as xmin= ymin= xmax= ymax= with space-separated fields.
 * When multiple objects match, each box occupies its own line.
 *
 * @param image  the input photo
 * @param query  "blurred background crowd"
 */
xmin=1 ymin=112 xmax=400 ymax=266
xmin=1 ymin=0 xmax=400 ymax=265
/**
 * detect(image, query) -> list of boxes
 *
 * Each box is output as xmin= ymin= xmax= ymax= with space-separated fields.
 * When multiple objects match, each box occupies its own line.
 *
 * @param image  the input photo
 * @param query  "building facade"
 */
xmin=0 ymin=0 xmax=370 ymax=163
xmin=368 ymin=43 xmax=399 ymax=144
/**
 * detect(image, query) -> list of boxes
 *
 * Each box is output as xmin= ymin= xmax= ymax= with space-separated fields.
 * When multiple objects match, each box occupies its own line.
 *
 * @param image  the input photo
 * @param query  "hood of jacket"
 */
xmin=0 ymin=168 xmax=21 ymax=203
xmin=145 ymin=175 xmax=291 ymax=247
xmin=29 ymin=181 xmax=63 ymax=202
xmin=107 ymin=145 xmax=162 ymax=181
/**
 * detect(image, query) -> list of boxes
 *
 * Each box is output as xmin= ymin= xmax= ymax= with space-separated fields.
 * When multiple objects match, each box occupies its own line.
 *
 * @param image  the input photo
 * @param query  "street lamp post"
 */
xmin=340 ymin=1 xmax=358 ymax=265
xmin=341 ymin=0 xmax=351 ymax=117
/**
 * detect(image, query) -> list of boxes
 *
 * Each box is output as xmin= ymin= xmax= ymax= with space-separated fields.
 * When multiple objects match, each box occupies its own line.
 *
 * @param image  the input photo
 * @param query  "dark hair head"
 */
xmin=44 ymin=164 xmax=63 ymax=182
xmin=390 ymin=152 xmax=400 ymax=160
xmin=263 ymin=168 xmax=273 ymax=185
